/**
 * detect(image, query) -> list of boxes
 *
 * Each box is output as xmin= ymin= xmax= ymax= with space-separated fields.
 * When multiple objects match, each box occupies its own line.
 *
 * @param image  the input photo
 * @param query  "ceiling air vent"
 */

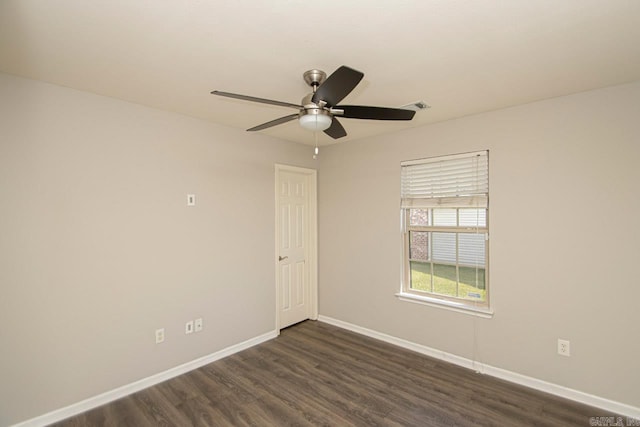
xmin=401 ymin=101 xmax=430 ymax=112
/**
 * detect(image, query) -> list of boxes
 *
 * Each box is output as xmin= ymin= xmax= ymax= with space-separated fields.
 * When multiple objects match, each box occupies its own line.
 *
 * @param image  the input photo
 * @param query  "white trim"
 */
xmin=11 ymin=330 xmax=278 ymax=427
xmin=395 ymin=292 xmax=494 ymax=318
xmin=317 ymin=315 xmax=640 ymax=420
xmin=274 ymin=164 xmax=318 ymax=332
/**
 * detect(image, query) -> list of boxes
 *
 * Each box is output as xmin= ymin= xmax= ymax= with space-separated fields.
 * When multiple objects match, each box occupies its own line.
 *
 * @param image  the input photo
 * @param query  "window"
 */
xmin=400 ymin=151 xmax=489 ymax=313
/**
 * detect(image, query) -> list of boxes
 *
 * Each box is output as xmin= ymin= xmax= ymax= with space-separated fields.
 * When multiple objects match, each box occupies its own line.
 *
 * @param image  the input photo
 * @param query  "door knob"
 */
xmin=278 ymin=255 xmax=288 ymax=261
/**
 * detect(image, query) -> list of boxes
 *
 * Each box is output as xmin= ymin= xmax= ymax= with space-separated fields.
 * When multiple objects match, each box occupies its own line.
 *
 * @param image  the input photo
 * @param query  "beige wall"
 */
xmin=318 ymin=82 xmax=640 ymax=408
xmin=0 ymin=73 xmax=316 ymax=426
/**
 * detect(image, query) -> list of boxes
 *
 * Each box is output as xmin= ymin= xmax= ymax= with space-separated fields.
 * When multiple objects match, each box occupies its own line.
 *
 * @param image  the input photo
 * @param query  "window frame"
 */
xmin=398 ymin=151 xmax=492 ymax=317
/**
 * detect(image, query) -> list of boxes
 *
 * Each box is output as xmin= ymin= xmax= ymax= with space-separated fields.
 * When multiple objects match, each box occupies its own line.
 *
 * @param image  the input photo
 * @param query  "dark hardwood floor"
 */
xmin=51 ymin=320 xmax=613 ymax=426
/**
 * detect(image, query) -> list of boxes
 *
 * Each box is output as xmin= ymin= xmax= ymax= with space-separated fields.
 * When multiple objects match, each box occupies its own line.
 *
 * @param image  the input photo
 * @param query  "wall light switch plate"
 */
xmin=195 ymin=318 xmax=203 ymax=332
xmin=187 ymin=194 xmax=196 ymax=206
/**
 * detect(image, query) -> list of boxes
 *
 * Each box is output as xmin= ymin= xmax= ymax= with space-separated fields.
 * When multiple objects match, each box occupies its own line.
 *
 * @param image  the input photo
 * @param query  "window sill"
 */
xmin=395 ymin=292 xmax=494 ymax=318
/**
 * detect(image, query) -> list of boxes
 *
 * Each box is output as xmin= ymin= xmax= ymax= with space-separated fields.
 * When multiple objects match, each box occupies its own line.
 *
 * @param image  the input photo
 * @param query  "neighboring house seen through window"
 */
xmin=400 ymin=151 xmax=490 ymax=314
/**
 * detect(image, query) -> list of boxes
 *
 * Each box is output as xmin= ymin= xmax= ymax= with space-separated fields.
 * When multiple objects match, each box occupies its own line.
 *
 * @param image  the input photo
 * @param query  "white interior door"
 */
xmin=276 ymin=165 xmax=317 ymax=329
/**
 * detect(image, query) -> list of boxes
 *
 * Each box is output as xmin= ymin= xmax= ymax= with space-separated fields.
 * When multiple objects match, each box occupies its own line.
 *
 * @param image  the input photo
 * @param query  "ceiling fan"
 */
xmin=211 ymin=65 xmax=416 ymax=139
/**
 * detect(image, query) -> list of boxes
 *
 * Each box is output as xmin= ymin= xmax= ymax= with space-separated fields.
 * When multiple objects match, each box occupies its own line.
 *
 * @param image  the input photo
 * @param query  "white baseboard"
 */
xmin=318 ymin=315 xmax=640 ymax=420
xmin=12 ymin=329 xmax=278 ymax=427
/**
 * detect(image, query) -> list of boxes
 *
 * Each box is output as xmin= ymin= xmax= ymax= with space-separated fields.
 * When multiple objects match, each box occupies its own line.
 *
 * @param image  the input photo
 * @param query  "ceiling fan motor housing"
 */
xmin=298 ymin=94 xmax=332 ymax=131
xmin=299 ymin=92 xmax=333 ymax=131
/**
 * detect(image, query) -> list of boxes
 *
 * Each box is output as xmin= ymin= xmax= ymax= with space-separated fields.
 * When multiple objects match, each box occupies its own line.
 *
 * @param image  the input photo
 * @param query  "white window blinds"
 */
xmin=401 ymin=151 xmax=488 ymax=208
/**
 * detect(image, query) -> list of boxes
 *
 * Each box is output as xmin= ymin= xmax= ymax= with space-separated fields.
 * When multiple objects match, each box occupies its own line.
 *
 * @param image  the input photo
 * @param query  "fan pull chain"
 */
xmin=313 ymin=132 xmax=319 ymax=160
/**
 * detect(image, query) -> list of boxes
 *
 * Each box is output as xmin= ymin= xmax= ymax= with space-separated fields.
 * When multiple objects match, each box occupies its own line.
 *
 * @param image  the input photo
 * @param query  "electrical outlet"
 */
xmin=558 ymin=339 xmax=570 ymax=357
xmin=185 ymin=320 xmax=194 ymax=334
xmin=155 ymin=328 xmax=165 ymax=344
xmin=195 ymin=318 xmax=203 ymax=332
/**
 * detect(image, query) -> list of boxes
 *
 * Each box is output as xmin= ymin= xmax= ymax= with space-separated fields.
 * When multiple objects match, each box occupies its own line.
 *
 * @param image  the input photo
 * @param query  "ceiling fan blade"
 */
xmin=324 ymin=117 xmax=347 ymax=139
xmin=212 ymin=91 xmax=302 ymax=109
xmin=247 ymin=113 xmax=299 ymax=132
xmin=337 ymin=105 xmax=416 ymax=120
xmin=311 ymin=66 xmax=364 ymax=107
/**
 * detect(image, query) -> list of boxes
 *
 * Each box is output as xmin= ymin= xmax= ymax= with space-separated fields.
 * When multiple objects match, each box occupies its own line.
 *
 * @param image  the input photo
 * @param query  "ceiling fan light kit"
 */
xmin=299 ymin=111 xmax=332 ymax=131
xmin=212 ymin=65 xmax=418 ymax=140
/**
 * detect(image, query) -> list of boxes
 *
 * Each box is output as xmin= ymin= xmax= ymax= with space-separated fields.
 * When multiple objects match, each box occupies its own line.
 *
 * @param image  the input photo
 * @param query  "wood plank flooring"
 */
xmin=51 ymin=320 xmax=615 ymax=426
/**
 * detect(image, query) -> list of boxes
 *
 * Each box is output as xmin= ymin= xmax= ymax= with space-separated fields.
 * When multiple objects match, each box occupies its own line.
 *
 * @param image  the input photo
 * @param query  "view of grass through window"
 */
xmin=410 ymin=261 xmax=486 ymax=301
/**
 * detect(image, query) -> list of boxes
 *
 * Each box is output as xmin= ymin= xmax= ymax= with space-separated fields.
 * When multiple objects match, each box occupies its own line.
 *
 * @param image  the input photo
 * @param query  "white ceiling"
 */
xmin=1 ymin=1 xmax=639 ymax=146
